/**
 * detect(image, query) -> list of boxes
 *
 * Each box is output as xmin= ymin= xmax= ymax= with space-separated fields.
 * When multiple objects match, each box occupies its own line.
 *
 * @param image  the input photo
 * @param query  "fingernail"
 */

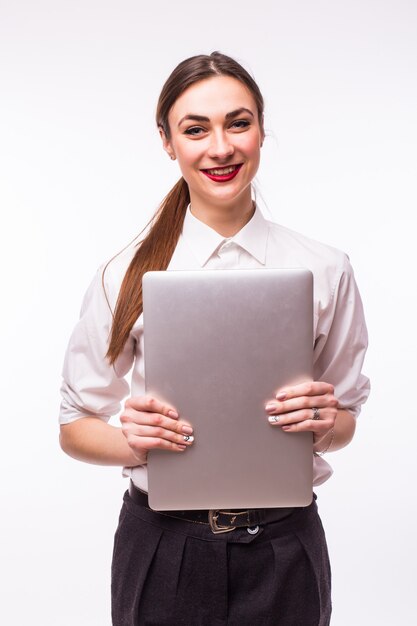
xmin=168 ymin=410 xmax=179 ymax=419
xmin=268 ymin=415 xmax=280 ymax=423
xmin=276 ymin=391 xmax=287 ymax=401
xmin=183 ymin=435 xmax=194 ymax=443
xmin=177 ymin=444 xmax=187 ymax=450
xmin=181 ymin=425 xmax=193 ymax=435
xmin=282 ymin=425 xmax=291 ymax=431
xmin=265 ymin=403 xmax=276 ymax=412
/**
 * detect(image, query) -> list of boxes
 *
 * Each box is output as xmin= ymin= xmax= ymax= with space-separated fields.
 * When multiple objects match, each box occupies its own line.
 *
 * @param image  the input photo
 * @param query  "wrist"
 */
xmin=313 ymin=428 xmax=335 ymax=456
xmin=126 ymin=447 xmax=147 ymax=466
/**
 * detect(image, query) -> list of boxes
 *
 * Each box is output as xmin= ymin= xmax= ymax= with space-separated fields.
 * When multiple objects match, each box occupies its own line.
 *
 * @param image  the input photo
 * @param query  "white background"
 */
xmin=1 ymin=1 xmax=416 ymax=624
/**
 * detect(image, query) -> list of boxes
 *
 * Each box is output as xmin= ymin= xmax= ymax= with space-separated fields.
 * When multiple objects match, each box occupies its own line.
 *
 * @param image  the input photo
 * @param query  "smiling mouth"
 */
xmin=201 ymin=164 xmax=242 ymax=182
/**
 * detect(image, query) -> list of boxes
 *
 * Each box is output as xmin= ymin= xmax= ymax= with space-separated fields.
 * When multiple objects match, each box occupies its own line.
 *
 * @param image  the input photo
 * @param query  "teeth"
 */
xmin=207 ymin=165 xmax=238 ymax=176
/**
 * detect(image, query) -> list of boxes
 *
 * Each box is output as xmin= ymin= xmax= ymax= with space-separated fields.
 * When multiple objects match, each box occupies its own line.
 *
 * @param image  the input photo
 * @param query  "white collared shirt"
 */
xmin=60 ymin=206 xmax=370 ymax=487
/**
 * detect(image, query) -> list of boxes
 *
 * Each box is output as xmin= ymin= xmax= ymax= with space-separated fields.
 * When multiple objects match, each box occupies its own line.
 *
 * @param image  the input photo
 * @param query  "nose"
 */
xmin=207 ymin=130 xmax=234 ymax=160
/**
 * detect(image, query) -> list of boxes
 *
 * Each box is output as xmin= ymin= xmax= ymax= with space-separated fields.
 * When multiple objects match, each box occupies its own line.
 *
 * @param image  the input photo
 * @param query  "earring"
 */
xmin=170 ymin=155 xmax=176 ymax=161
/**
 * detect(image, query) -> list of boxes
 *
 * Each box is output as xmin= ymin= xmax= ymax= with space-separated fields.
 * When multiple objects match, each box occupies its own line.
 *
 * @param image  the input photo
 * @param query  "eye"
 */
xmin=184 ymin=126 xmax=206 ymax=136
xmin=230 ymin=119 xmax=251 ymax=130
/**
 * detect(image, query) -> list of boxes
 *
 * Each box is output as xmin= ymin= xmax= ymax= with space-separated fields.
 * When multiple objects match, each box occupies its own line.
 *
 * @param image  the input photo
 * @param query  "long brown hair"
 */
xmin=106 ymin=51 xmax=265 ymax=364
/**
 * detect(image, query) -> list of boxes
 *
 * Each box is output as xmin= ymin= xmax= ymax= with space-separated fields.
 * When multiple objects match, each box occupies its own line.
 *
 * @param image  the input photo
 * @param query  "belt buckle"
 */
xmin=208 ymin=509 xmax=236 ymax=534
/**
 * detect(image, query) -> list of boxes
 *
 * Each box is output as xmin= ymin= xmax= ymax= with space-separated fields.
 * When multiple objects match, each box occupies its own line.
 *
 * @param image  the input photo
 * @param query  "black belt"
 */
xmin=128 ymin=481 xmax=295 ymax=534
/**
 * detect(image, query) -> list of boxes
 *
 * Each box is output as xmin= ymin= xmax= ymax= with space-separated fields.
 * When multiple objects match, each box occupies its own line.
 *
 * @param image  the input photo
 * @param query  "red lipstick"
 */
xmin=201 ymin=164 xmax=242 ymax=183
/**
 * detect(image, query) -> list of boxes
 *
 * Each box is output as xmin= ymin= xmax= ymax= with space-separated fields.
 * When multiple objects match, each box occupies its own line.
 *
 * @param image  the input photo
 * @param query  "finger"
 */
xmin=121 ymin=407 xmax=183 ymax=429
xmin=275 ymin=381 xmax=335 ymax=402
xmin=125 ymin=395 xmax=179 ymax=419
xmin=121 ymin=411 xmax=194 ymax=438
xmin=268 ymin=407 xmax=333 ymax=425
xmin=266 ymin=394 xmax=338 ymax=416
xmin=123 ymin=423 xmax=194 ymax=446
xmin=126 ymin=433 xmax=189 ymax=453
xmin=268 ymin=407 xmax=336 ymax=428
xmin=280 ymin=418 xmax=333 ymax=435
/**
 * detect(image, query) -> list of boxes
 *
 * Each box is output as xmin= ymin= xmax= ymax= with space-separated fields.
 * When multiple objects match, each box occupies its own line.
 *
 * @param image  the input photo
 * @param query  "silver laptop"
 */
xmin=143 ymin=268 xmax=314 ymax=511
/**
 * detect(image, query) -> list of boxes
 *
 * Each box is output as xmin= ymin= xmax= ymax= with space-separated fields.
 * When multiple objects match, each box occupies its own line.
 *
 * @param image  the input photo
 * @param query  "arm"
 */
xmin=264 ymin=255 xmax=368 ymax=454
xmin=59 ymin=265 xmax=193 ymax=467
xmin=59 ymin=396 xmax=194 ymax=467
xmin=60 ymin=418 xmax=142 ymax=466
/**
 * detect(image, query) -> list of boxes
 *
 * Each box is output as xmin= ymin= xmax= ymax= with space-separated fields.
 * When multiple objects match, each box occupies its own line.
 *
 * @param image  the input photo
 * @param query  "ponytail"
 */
xmin=105 ymin=177 xmax=189 ymax=364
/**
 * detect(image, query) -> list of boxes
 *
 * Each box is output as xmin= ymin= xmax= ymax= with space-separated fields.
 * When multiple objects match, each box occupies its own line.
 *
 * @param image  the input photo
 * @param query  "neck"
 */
xmin=189 ymin=195 xmax=255 ymax=237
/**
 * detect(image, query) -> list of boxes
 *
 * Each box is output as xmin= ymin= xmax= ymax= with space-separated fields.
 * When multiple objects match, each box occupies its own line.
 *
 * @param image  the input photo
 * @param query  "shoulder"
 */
xmin=266 ymin=217 xmax=352 ymax=273
xmin=266 ymin=218 xmax=348 ymax=268
xmin=264 ymin=217 xmax=355 ymax=306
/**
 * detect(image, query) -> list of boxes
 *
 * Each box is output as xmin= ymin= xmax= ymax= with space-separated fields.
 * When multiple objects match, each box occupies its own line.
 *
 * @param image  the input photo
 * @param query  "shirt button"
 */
xmin=247 ymin=526 xmax=259 ymax=535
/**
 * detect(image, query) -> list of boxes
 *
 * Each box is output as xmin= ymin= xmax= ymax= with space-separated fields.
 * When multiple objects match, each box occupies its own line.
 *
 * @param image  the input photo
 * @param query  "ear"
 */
xmin=159 ymin=126 xmax=176 ymax=160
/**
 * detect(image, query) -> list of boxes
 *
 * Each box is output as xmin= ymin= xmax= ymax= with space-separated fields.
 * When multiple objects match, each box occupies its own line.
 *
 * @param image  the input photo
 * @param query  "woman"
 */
xmin=59 ymin=52 xmax=370 ymax=625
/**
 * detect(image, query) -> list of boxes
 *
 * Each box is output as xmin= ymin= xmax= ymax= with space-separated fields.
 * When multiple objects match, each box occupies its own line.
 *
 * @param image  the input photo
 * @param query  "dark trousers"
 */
xmin=111 ymin=491 xmax=331 ymax=626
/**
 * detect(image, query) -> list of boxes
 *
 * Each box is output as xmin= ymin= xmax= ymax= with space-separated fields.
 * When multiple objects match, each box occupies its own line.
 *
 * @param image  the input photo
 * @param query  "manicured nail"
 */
xmin=181 ymin=425 xmax=193 ymax=435
xmin=282 ymin=425 xmax=291 ymax=431
xmin=276 ymin=391 xmax=287 ymax=401
xmin=268 ymin=415 xmax=280 ymax=423
xmin=168 ymin=410 xmax=179 ymax=419
xmin=265 ymin=403 xmax=276 ymax=412
xmin=177 ymin=444 xmax=187 ymax=450
xmin=183 ymin=435 xmax=194 ymax=443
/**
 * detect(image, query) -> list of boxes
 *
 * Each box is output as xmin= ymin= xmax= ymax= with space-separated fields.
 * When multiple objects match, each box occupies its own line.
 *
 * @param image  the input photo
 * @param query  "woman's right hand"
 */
xmin=120 ymin=396 xmax=194 ymax=464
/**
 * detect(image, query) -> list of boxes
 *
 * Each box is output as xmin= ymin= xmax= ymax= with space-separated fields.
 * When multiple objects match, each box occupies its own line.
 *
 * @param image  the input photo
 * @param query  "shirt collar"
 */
xmin=181 ymin=205 xmax=269 ymax=267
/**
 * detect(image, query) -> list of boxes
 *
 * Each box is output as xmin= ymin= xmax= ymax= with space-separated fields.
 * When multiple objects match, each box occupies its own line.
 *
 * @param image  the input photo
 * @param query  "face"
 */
xmin=161 ymin=75 xmax=264 ymax=215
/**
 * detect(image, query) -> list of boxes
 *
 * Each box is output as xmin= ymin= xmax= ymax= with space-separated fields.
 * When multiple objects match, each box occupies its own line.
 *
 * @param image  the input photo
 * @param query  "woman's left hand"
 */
xmin=265 ymin=381 xmax=338 ymax=447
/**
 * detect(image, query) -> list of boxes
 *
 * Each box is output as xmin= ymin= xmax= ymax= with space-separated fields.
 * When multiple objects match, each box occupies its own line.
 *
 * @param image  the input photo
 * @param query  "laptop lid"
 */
xmin=143 ymin=268 xmax=314 ymax=511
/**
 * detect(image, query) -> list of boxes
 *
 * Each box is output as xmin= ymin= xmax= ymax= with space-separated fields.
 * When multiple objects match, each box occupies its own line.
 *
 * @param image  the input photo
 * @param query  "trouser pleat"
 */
xmin=111 ymin=504 xmax=163 ymax=625
xmin=269 ymin=532 xmax=321 ymax=625
xmin=294 ymin=514 xmax=331 ymax=626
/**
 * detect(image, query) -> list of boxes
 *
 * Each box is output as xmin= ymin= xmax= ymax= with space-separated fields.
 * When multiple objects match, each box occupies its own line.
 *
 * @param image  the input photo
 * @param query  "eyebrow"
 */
xmin=177 ymin=107 xmax=254 ymax=127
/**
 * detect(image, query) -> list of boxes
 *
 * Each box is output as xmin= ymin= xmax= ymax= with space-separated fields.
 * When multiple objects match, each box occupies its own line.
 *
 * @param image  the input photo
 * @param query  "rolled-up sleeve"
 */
xmin=59 ymin=266 xmax=135 ymax=424
xmin=313 ymin=254 xmax=370 ymax=417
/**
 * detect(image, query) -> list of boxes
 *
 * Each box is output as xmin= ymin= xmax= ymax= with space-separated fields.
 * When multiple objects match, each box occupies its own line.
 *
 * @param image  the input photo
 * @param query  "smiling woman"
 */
xmin=59 ymin=51 xmax=369 ymax=626
xmin=159 ymin=75 xmax=264 ymax=230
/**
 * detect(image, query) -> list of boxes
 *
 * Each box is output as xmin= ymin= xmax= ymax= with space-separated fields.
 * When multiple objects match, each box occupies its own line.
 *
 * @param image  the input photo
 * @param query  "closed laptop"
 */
xmin=143 ymin=268 xmax=314 ymax=511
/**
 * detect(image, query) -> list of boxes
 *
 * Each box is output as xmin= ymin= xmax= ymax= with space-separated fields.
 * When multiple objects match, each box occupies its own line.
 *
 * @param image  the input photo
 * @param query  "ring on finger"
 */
xmin=312 ymin=407 xmax=320 ymax=420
